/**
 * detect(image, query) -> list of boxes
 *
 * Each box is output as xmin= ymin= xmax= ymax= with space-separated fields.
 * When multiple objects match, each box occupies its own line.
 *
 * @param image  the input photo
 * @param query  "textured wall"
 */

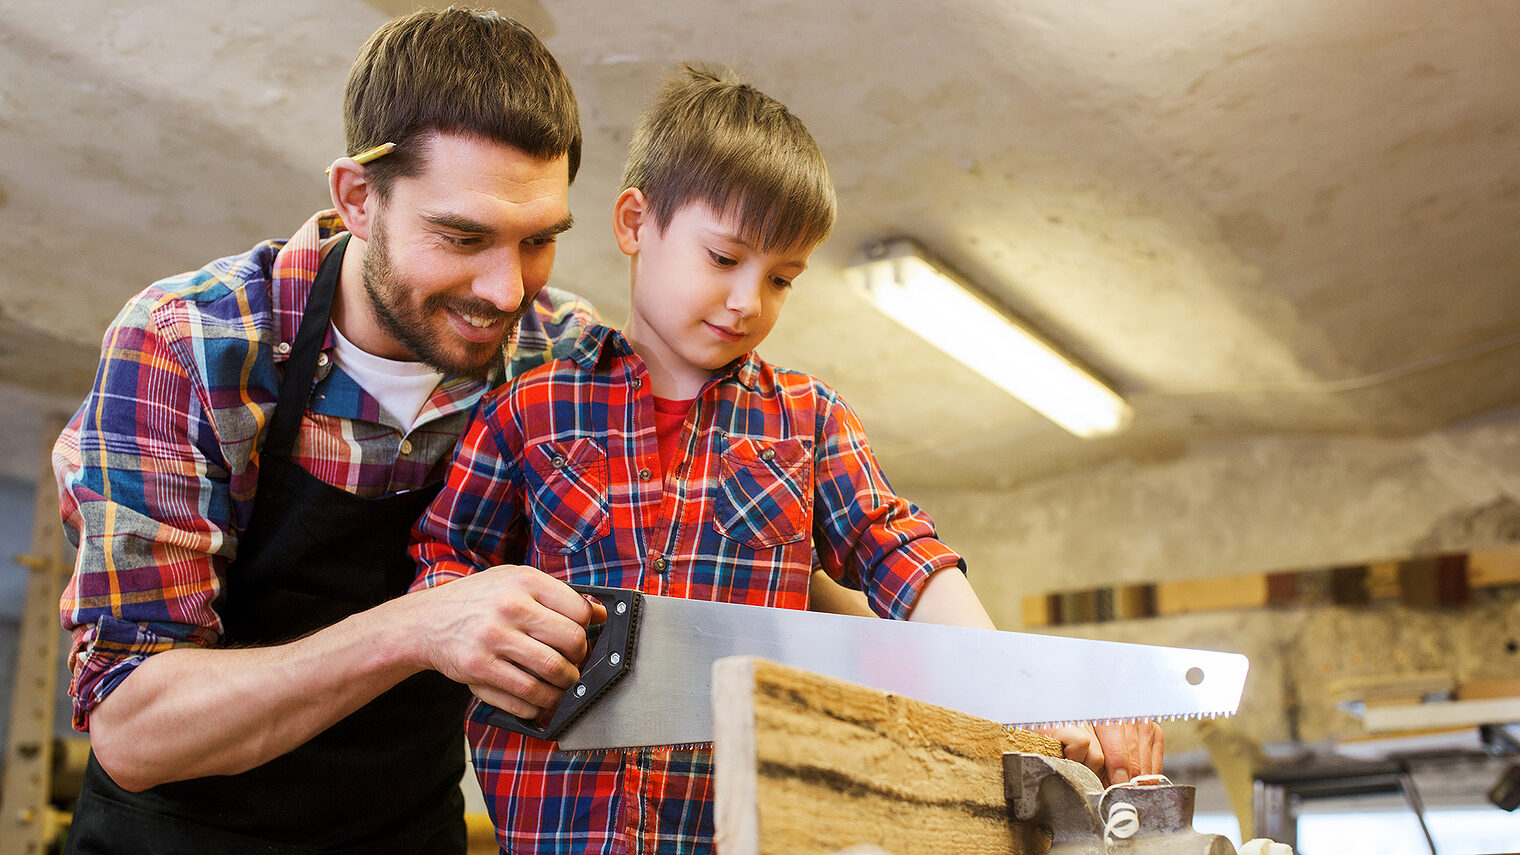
xmin=917 ymin=404 xmax=1520 ymax=619
xmin=906 ymin=404 xmax=1520 ymax=755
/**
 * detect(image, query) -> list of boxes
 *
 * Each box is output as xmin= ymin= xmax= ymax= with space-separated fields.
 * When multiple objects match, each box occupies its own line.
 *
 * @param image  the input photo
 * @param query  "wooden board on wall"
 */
xmin=1470 ymin=545 xmax=1520 ymax=588
xmin=712 ymin=657 xmax=1061 ymax=855
xmin=1157 ymin=573 xmax=1269 ymax=615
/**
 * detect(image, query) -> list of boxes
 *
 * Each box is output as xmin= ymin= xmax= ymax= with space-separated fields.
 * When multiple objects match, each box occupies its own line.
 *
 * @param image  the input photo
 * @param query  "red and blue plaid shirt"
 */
xmin=54 ymin=210 xmax=596 ymax=731
xmin=411 ymin=323 xmax=964 ymax=855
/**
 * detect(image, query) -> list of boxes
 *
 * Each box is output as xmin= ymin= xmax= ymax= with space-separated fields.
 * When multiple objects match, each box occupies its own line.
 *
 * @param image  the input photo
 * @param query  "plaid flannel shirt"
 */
xmin=54 ymin=210 xmax=596 ymax=730
xmin=411 ymin=323 xmax=964 ymax=855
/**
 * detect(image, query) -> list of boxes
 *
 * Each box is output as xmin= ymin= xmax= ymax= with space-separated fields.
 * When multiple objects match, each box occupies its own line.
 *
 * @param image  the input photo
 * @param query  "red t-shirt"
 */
xmin=652 ymin=396 xmax=695 ymax=477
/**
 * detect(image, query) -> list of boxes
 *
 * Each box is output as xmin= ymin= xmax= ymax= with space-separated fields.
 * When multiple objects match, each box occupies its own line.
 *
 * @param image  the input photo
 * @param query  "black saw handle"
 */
xmin=479 ymin=584 xmax=640 ymax=742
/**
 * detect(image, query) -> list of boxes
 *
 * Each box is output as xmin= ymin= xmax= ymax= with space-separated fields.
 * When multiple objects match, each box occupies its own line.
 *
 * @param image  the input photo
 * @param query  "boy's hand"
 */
xmin=410 ymin=564 xmax=607 ymax=719
xmin=1038 ymin=721 xmax=1165 ymax=786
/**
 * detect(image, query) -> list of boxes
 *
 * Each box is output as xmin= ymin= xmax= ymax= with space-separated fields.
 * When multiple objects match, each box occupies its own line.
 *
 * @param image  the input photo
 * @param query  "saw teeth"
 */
xmin=559 ymin=741 xmax=715 ymax=755
xmin=1004 ymin=709 xmax=1237 ymax=730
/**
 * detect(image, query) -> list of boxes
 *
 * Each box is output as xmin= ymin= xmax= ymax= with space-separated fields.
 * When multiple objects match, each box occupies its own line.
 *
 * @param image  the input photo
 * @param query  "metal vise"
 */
xmin=1003 ymin=753 xmax=1235 ymax=854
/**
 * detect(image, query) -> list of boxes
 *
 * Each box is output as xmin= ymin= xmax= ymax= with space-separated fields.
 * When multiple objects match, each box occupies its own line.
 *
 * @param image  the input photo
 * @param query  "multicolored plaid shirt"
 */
xmin=411 ymin=323 xmax=964 ymax=855
xmin=54 ymin=210 xmax=596 ymax=731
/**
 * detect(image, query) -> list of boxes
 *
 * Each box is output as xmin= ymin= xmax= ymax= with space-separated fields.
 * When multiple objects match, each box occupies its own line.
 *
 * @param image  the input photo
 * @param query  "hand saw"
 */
xmin=481 ymin=585 xmax=1249 ymax=750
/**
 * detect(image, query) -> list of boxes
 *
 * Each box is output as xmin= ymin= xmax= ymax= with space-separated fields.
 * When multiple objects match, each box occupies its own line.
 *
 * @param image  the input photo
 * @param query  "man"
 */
xmin=54 ymin=10 xmax=603 ymax=853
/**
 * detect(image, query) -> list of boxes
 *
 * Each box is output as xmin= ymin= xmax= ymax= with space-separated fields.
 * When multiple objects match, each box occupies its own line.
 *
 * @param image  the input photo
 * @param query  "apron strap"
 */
xmin=266 ymin=233 xmax=350 ymax=459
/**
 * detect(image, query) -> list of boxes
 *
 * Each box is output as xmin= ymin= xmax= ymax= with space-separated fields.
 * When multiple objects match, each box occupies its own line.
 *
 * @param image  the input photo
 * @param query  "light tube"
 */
xmin=845 ymin=240 xmax=1132 ymax=438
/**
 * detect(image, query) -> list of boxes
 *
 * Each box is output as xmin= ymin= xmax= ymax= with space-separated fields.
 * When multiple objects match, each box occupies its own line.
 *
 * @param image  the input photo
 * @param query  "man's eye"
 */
xmin=442 ymin=234 xmax=482 ymax=247
xmin=707 ymin=250 xmax=737 ymax=267
xmin=526 ymin=235 xmax=558 ymax=248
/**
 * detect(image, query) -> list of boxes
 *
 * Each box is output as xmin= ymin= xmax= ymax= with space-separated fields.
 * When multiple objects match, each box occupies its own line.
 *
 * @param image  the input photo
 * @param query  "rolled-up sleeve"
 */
xmin=810 ymin=392 xmax=965 ymax=621
xmin=56 ymin=295 xmax=236 ymax=731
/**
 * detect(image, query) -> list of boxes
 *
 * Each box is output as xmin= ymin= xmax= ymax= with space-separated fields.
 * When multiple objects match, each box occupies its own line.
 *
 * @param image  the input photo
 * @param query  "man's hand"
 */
xmin=408 ymin=564 xmax=606 ymax=719
xmin=1038 ymin=721 xmax=1165 ymax=786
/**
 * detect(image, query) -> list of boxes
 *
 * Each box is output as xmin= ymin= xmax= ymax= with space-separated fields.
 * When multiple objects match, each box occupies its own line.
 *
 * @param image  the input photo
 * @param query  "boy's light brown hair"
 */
xmin=621 ymin=64 xmax=836 ymax=253
xmin=344 ymin=7 xmax=581 ymax=198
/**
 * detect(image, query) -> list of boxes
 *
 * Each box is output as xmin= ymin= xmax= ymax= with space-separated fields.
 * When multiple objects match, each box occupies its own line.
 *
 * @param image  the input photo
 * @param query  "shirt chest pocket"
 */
xmin=713 ymin=434 xmax=813 ymax=549
xmin=523 ymin=438 xmax=611 ymax=555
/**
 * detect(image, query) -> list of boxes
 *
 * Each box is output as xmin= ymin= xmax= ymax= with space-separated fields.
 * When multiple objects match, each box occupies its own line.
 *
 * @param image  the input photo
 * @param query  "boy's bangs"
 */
xmin=717 ymin=173 xmax=835 ymax=255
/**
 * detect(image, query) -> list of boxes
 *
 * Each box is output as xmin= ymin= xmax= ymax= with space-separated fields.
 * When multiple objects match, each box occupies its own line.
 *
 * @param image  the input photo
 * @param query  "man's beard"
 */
xmin=360 ymin=221 xmax=527 ymax=379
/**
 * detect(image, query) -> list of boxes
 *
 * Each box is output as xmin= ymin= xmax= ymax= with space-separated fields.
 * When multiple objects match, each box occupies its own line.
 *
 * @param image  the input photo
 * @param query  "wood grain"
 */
xmin=713 ymin=657 xmax=1062 ymax=855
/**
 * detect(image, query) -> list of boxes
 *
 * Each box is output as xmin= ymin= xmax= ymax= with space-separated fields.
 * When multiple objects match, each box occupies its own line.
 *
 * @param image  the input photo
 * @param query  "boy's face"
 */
xmin=620 ymin=197 xmax=813 ymax=397
xmin=345 ymin=132 xmax=573 ymax=377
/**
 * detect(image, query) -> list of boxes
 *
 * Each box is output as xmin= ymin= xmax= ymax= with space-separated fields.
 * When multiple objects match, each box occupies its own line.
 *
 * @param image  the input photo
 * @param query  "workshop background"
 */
xmin=2 ymin=0 xmax=1519 ymax=850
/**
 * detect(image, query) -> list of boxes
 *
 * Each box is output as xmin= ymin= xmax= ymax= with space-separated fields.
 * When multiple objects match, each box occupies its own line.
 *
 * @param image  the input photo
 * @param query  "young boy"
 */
xmin=411 ymin=65 xmax=1126 ymax=854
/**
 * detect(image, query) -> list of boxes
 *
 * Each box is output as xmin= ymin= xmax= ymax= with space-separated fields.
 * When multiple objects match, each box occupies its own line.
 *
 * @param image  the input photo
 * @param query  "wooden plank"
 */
xmin=1468 ymin=546 xmax=1520 ymax=588
xmin=1329 ymin=566 xmax=1370 ymax=605
xmin=1019 ymin=594 xmax=1050 ymax=629
xmin=1058 ymin=590 xmax=1097 ymax=624
xmin=1457 ymin=677 xmax=1520 ymax=700
xmin=1361 ymin=697 xmax=1520 ymax=733
xmin=1365 ymin=562 xmax=1402 ymax=599
xmin=1156 ymin=573 xmax=1268 ymax=615
xmin=713 ymin=657 xmax=1061 ymax=855
xmin=1116 ymin=584 xmax=1156 ymax=620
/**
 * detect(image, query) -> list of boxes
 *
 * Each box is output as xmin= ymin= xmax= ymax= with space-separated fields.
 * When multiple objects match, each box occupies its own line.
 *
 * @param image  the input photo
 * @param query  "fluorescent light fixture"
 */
xmin=844 ymin=239 xmax=1132 ymax=438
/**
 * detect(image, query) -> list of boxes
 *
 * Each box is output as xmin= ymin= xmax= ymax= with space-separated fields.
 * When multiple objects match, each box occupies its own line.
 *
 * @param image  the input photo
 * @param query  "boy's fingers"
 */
xmin=1144 ymin=721 xmax=1165 ymax=774
xmin=1097 ymin=722 xmax=1139 ymax=784
xmin=1036 ymin=725 xmax=1105 ymax=778
xmin=1093 ymin=721 xmax=1168 ymax=783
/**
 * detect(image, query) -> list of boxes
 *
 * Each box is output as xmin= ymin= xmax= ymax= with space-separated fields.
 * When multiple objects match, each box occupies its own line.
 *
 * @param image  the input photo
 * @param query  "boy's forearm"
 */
xmin=904 ymin=566 xmax=995 ymax=629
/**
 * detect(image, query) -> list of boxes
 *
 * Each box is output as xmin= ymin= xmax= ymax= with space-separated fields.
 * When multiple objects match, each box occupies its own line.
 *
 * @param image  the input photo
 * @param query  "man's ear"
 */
xmin=328 ymin=158 xmax=377 ymax=242
xmin=612 ymin=187 xmax=649 ymax=257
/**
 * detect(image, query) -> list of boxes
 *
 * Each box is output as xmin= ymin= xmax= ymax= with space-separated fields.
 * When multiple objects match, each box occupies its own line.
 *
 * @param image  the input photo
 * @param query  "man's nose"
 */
xmin=473 ymin=253 xmax=525 ymax=313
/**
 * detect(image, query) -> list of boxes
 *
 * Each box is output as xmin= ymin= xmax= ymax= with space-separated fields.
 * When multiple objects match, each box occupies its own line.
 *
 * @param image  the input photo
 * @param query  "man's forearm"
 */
xmin=86 ymin=564 xmax=603 ymax=792
xmin=87 ymin=595 xmax=423 ymax=791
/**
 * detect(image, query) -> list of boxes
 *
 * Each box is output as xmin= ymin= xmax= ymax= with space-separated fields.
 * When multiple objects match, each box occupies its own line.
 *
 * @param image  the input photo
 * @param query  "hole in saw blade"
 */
xmin=1185 ymin=667 xmax=1205 ymax=686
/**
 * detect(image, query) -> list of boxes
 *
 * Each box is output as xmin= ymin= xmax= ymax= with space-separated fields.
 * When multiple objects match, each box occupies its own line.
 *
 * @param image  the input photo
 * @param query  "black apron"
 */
xmin=67 ymin=236 xmax=472 ymax=855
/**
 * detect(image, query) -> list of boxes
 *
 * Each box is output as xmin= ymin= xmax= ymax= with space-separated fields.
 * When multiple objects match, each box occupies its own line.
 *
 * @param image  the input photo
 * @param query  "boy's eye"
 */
xmin=707 ymin=249 xmax=738 ymax=267
xmin=770 ymin=276 xmax=793 ymax=289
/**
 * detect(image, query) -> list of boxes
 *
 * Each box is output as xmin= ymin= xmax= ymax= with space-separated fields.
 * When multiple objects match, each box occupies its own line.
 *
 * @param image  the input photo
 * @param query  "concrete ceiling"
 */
xmin=1 ymin=0 xmax=1517 ymax=494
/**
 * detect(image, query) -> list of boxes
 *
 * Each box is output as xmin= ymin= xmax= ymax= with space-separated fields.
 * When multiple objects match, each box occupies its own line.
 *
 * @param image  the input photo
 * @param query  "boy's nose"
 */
xmin=727 ymin=277 xmax=763 ymax=318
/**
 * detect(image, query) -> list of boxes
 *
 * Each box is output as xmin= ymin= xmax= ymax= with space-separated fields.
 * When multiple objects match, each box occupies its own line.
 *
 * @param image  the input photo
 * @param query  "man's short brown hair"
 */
xmin=345 ymin=7 xmax=581 ymax=197
xmin=621 ymin=65 xmax=836 ymax=253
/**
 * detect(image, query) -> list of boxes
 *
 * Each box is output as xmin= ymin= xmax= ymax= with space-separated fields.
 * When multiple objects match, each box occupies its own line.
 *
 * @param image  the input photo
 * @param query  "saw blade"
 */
xmin=551 ymin=593 xmax=1248 ymax=751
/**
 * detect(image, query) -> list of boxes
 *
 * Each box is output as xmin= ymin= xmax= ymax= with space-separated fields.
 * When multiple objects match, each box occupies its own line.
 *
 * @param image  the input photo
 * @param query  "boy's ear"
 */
xmin=612 ymin=187 xmax=649 ymax=257
xmin=328 ymin=158 xmax=377 ymax=242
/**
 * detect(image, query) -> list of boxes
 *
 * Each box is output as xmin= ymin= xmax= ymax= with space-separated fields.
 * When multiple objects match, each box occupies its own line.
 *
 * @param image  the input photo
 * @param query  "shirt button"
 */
xmin=551 ymin=456 xmax=566 ymax=469
xmin=276 ymin=341 xmax=291 ymax=355
xmin=631 ymin=377 xmax=643 ymax=390
xmin=317 ymin=353 xmax=330 ymax=367
xmin=638 ymin=467 xmax=652 ymax=481
xmin=761 ymin=448 xmax=776 ymax=461
xmin=399 ymin=439 xmax=413 ymax=455
xmin=653 ymin=557 xmax=668 ymax=573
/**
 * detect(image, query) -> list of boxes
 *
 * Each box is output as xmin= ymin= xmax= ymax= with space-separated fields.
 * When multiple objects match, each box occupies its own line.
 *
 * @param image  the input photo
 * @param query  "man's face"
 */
xmin=358 ymin=133 xmax=573 ymax=377
xmin=623 ymin=201 xmax=812 ymax=397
